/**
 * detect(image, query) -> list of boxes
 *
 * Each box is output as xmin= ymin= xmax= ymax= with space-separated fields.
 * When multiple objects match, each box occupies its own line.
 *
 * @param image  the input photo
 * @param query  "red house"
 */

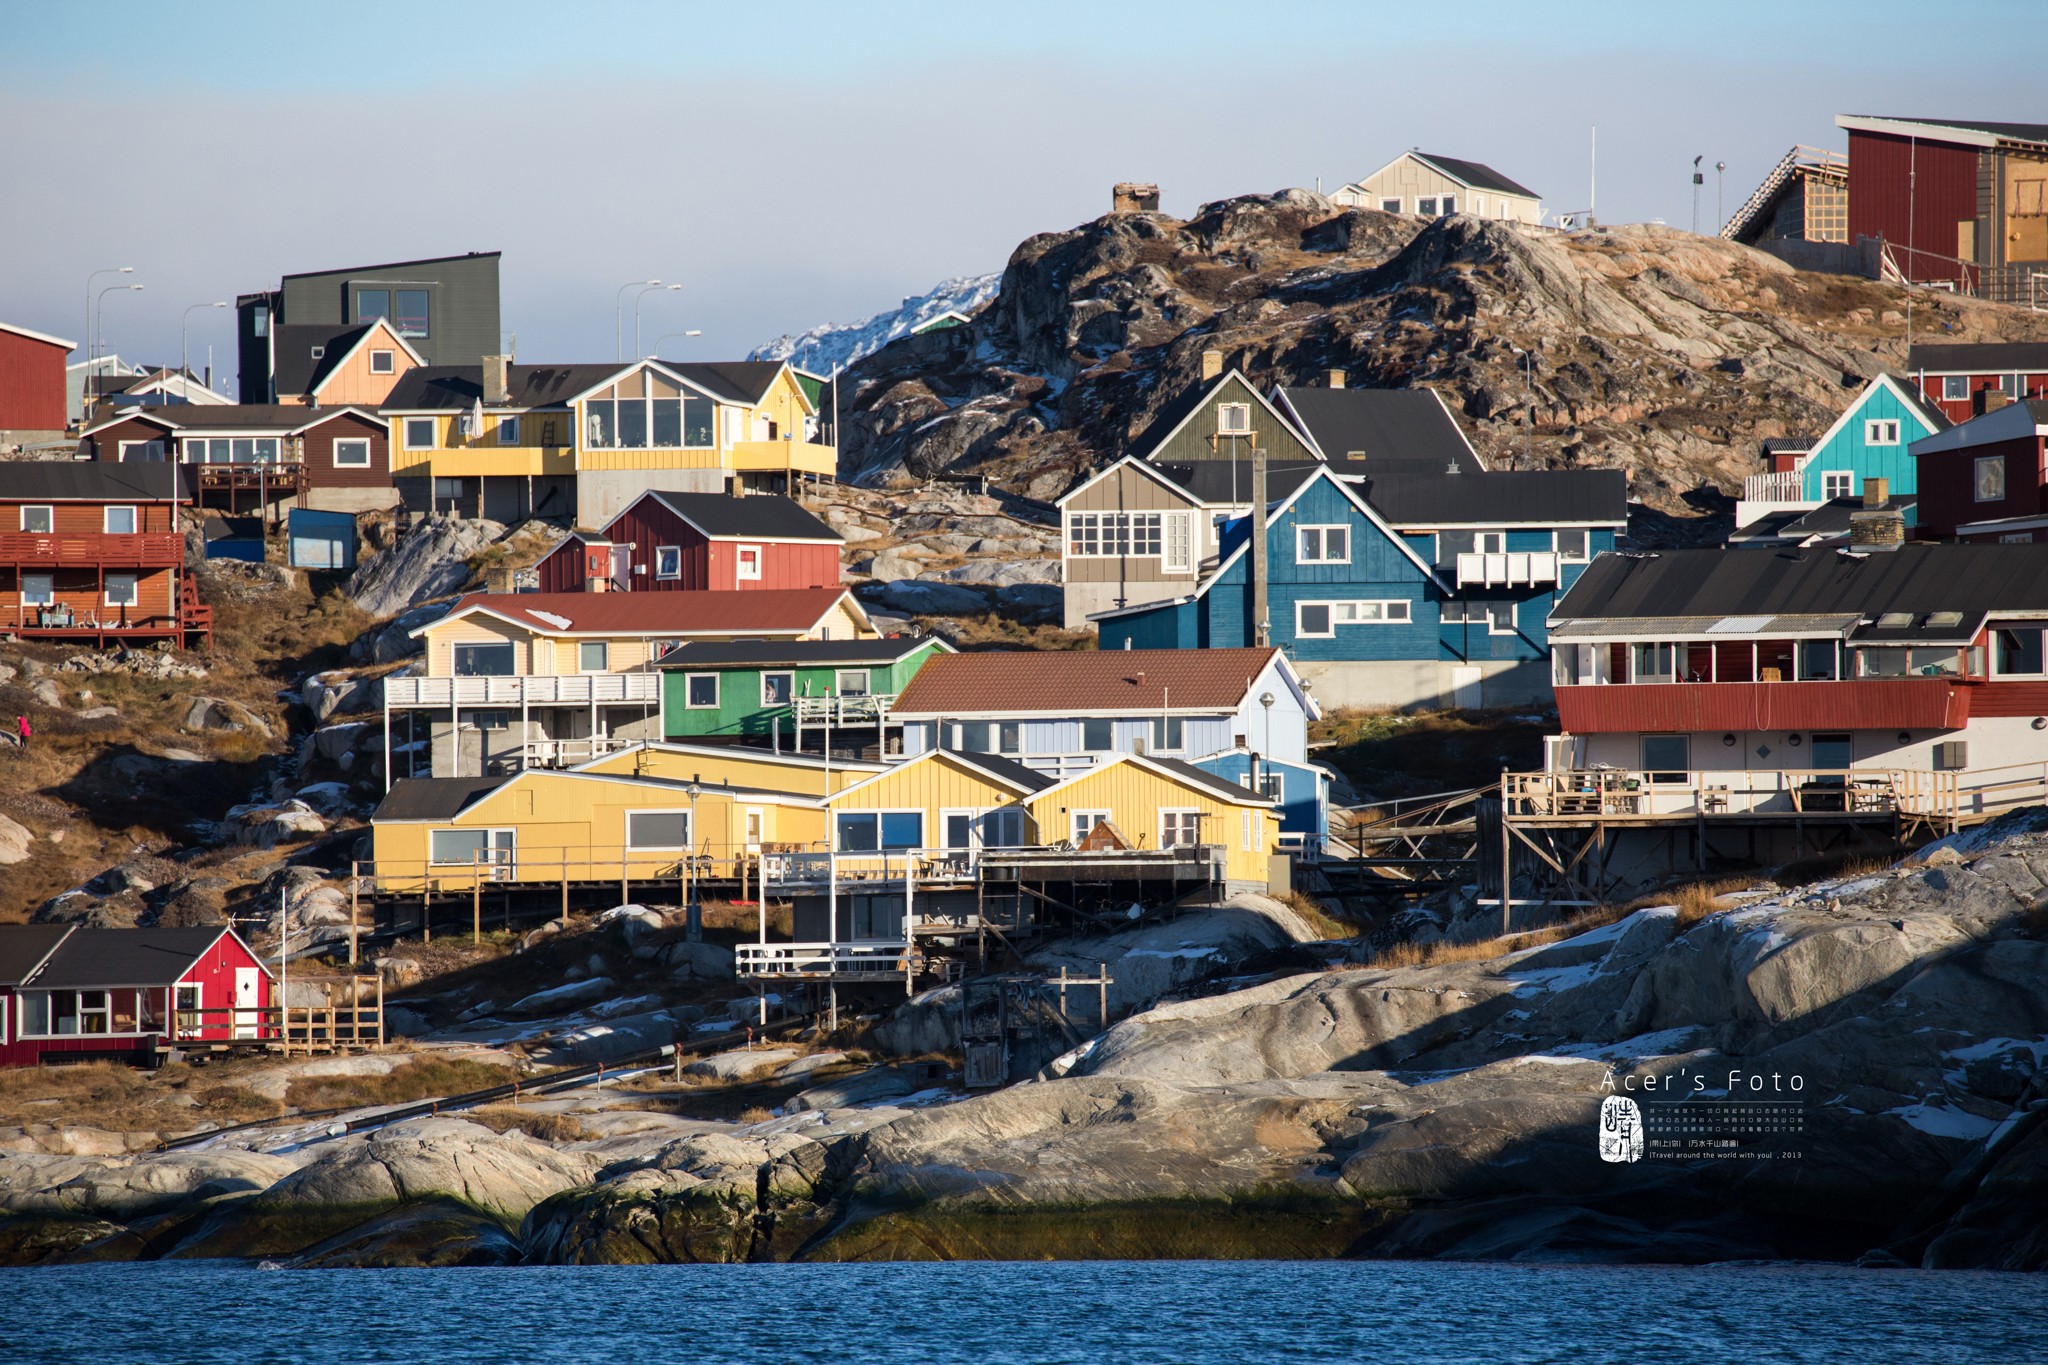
xmin=1912 ymin=400 xmax=2048 ymax=541
xmin=537 ymin=489 xmax=841 ymax=593
xmin=0 ymin=462 xmax=210 ymax=647
xmin=0 ymin=320 xmax=78 ymax=442
xmin=0 ymin=925 xmax=273 ymax=1068
xmin=78 ymin=404 xmax=398 ymax=516
xmin=1908 ymin=342 xmax=2048 ymax=426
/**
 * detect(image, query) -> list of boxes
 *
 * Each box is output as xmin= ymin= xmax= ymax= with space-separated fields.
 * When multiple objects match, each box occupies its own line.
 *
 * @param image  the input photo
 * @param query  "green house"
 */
xmin=656 ymin=636 xmax=953 ymax=746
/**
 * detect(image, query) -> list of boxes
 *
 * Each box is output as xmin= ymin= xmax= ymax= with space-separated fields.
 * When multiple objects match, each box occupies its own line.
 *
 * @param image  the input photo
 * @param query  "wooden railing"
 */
xmin=385 ymin=672 xmax=661 ymax=706
xmin=792 ymin=693 xmax=896 ymax=726
xmin=0 ymin=532 xmax=184 ymax=567
xmin=1502 ymin=768 xmax=1960 ymax=824
xmin=1741 ymin=470 xmax=1806 ymax=503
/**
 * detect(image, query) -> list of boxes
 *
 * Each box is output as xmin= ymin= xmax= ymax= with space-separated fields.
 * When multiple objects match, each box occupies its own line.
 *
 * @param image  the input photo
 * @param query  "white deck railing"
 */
xmin=792 ymin=693 xmax=897 ymax=726
xmin=1742 ymin=470 xmax=1806 ymax=503
xmin=1456 ymin=551 xmax=1559 ymax=589
xmin=736 ymin=941 xmax=910 ymax=977
xmin=385 ymin=673 xmax=661 ymax=707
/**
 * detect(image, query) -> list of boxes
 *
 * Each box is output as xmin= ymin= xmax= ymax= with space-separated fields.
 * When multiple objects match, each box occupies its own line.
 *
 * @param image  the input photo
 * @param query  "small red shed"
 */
xmin=0 ymin=924 xmax=274 ymax=1068
xmin=0 ymin=321 xmax=78 ymax=439
xmin=537 ymin=489 xmax=842 ymax=593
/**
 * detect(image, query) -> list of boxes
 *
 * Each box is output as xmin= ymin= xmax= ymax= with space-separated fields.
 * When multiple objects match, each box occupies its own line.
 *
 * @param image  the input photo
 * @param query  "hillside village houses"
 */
xmin=1330 ymin=151 xmax=1543 ymax=225
xmin=1733 ymin=373 xmax=1948 ymax=540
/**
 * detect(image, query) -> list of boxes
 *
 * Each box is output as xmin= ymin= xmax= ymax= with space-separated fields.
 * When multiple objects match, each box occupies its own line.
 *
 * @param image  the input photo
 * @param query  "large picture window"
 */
xmin=1068 ymin=511 xmax=1164 ymax=558
xmin=104 ymin=574 xmax=138 ymax=608
xmin=582 ymin=372 xmax=716 ymax=450
xmin=453 ymin=642 xmax=515 ymax=676
xmin=1995 ymin=626 xmax=2046 ymax=676
xmin=836 ymin=811 xmax=922 ymax=851
xmin=626 ymin=811 xmax=691 ymax=849
xmin=183 ymin=437 xmax=281 ymax=464
xmin=430 ymin=828 xmax=513 ymax=866
xmin=1642 ymin=734 xmax=1690 ymax=783
xmin=1296 ymin=525 xmax=1350 ymax=564
xmin=333 ymin=439 xmax=371 ymax=468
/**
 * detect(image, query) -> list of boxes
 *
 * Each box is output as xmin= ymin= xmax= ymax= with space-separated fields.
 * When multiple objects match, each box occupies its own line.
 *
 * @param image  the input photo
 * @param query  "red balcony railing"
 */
xmin=1554 ymin=680 xmax=1971 ymax=734
xmin=0 ymin=532 xmax=185 ymax=568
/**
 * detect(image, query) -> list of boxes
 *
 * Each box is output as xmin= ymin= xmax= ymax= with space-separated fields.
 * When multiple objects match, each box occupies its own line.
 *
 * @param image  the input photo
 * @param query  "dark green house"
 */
xmin=655 ymin=635 xmax=952 ymax=749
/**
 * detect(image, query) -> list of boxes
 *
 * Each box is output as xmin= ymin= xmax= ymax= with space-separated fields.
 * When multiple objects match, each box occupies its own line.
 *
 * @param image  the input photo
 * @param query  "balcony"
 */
xmin=1553 ymin=680 xmax=1970 ymax=734
xmin=730 ymin=438 xmax=837 ymax=479
xmin=384 ymin=672 xmax=661 ymax=707
xmin=1742 ymin=470 xmax=1806 ymax=503
xmin=1456 ymin=550 xmax=1558 ymax=589
xmin=1503 ymin=767 xmax=1957 ymax=822
xmin=792 ymin=693 xmax=896 ymax=727
xmin=193 ymin=462 xmax=309 ymax=493
xmin=736 ymin=941 xmax=910 ymax=979
xmin=0 ymin=532 xmax=184 ymax=568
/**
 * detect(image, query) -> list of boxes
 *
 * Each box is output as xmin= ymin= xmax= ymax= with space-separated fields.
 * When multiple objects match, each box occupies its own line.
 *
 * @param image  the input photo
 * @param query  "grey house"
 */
xmin=236 ymin=252 xmax=501 ymax=403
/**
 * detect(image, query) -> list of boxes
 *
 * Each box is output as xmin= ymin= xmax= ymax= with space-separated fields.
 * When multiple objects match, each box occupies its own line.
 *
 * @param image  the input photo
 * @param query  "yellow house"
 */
xmin=380 ymin=359 xmax=596 ymax=522
xmin=370 ymin=768 xmax=826 ymax=893
xmin=1024 ymin=753 xmax=1281 ymax=889
xmin=821 ymin=749 xmax=1047 ymax=853
xmin=385 ymin=588 xmax=875 ymax=780
xmin=579 ymin=741 xmax=885 ymax=799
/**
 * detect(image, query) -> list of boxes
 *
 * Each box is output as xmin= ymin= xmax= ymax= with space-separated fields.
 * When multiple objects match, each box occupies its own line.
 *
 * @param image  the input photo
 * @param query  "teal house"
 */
xmin=655 ymin=636 xmax=952 ymax=750
xmin=1739 ymin=373 xmax=1950 ymax=516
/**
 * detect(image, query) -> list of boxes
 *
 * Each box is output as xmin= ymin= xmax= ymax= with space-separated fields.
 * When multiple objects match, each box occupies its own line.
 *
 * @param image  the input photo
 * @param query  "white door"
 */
xmin=1451 ymin=666 xmax=1483 ymax=710
xmin=233 ymin=968 xmax=260 ymax=1039
xmin=744 ymin=808 xmax=764 ymax=855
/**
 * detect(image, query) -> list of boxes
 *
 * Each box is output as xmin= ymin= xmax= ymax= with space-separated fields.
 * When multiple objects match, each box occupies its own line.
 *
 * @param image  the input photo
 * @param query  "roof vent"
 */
xmin=1926 ymin=611 xmax=1964 ymax=628
xmin=1878 ymin=612 xmax=1914 ymax=629
xmin=1446 ymin=458 xmax=1462 ymax=474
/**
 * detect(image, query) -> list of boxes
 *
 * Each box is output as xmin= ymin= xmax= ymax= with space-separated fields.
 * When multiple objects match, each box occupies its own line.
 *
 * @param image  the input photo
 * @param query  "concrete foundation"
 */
xmin=1064 ymin=580 xmax=1189 ymax=632
xmin=1297 ymin=658 xmax=1551 ymax=712
xmin=576 ymin=469 xmax=725 ymax=528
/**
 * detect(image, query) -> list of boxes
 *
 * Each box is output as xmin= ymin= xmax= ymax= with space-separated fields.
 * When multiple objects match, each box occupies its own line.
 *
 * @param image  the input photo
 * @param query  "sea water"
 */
xmin=1 ymin=1259 xmax=2042 ymax=1363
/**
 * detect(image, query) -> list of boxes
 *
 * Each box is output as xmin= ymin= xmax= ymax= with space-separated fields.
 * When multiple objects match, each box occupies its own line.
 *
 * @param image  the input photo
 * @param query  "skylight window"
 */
xmin=1877 ymin=613 xmax=1914 ymax=629
xmin=1926 ymin=612 xmax=1964 ymax=628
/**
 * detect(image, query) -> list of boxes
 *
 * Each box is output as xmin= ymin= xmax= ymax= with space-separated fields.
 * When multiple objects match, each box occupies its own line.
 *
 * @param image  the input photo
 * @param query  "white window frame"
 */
xmin=1821 ymin=471 xmax=1855 ymax=500
xmin=1216 ymin=402 xmax=1251 ymax=435
xmin=369 ymin=349 xmax=395 ymax=375
xmin=1295 ymin=599 xmax=1412 ymax=637
xmin=1163 ymin=511 xmax=1192 ymax=574
xmin=1864 ymin=419 xmax=1900 ymax=446
xmin=117 ymin=439 xmax=166 ymax=462
xmin=834 ymin=809 xmax=924 ymax=852
xmin=103 ymin=505 xmax=137 ymax=534
xmin=1553 ymin=528 xmax=1591 ymax=562
xmin=1296 ymin=524 xmax=1351 ymax=565
xmin=684 ymin=673 xmax=720 ymax=709
xmin=332 ymin=438 xmax=371 ymax=468
xmin=1417 ymin=195 xmax=1439 ymax=216
xmin=940 ymin=807 xmax=985 ymax=852
xmin=579 ymin=641 xmax=610 ymax=672
xmin=1070 ymin=809 xmax=1114 ymax=845
xmin=1474 ymin=530 xmax=1507 ymax=555
xmin=625 ymin=809 xmax=693 ymax=851
xmin=1159 ymin=808 xmax=1205 ymax=849
xmin=1439 ymin=194 xmax=1456 ymax=215
xmin=1066 ymin=510 xmax=1166 ymax=559
xmin=19 ymin=505 xmax=53 ymax=534
xmin=1941 ymin=375 xmax=1967 ymax=401
xmin=309 ymin=345 xmax=326 ymax=361
xmin=655 ymin=546 xmax=682 ymax=579
xmin=735 ymin=544 xmax=763 ymax=581
xmin=1485 ymin=601 xmax=1518 ymax=635
xmin=497 ymin=416 xmax=521 ymax=445
xmin=173 ymin=982 xmax=201 ymax=1039
xmin=404 ymin=417 xmax=436 ymax=450
xmin=982 ymin=807 xmax=1025 ymax=848
xmin=103 ymin=573 xmax=138 ymax=608
xmin=1380 ymin=197 xmax=1403 ymax=214
xmin=21 ymin=573 xmax=53 ymax=607
xmin=835 ymin=669 xmax=870 ymax=696
xmin=428 ymin=827 xmax=515 ymax=866
xmin=1976 ymin=455 xmax=2007 ymax=503
xmin=761 ymin=671 xmax=794 ymax=706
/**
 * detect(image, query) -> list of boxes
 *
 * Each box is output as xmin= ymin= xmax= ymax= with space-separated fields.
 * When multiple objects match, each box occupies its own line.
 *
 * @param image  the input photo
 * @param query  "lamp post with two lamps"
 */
xmin=636 ymin=284 xmax=683 ymax=359
xmin=84 ymin=266 xmax=133 ymax=367
xmin=615 ymin=279 xmax=660 ymax=361
xmin=95 ymin=284 xmax=145 ymax=367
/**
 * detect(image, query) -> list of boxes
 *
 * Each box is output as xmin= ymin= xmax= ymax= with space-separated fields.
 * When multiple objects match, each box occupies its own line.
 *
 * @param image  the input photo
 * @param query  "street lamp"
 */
xmin=95 ymin=284 xmax=144 ymax=368
xmin=1716 ymin=161 xmax=1727 ymax=235
xmin=615 ymin=278 xmax=659 ymax=361
xmin=636 ymin=284 xmax=682 ymax=359
xmin=1691 ymin=155 xmax=1704 ymax=235
xmin=685 ymin=782 xmax=703 ymax=943
xmin=182 ymin=302 xmax=227 ymax=392
xmin=84 ymin=267 xmax=134 ymax=365
xmin=650 ymin=329 xmax=703 ymax=358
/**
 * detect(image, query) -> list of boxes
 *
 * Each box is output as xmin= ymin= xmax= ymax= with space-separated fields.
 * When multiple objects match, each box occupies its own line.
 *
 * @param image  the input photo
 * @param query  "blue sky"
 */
xmin=4 ymin=1 xmax=2040 ymax=372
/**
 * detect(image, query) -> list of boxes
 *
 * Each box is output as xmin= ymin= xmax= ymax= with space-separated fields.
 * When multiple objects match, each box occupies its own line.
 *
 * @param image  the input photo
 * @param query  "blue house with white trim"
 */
xmin=1736 ymin=373 xmax=1949 ymax=534
xmin=1095 ymin=465 xmax=1620 ymax=709
xmin=1193 ymin=749 xmax=1330 ymax=851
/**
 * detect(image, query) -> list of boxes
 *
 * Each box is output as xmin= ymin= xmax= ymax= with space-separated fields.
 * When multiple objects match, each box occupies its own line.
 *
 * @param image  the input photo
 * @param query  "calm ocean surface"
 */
xmin=2 ymin=1260 xmax=2042 ymax=1364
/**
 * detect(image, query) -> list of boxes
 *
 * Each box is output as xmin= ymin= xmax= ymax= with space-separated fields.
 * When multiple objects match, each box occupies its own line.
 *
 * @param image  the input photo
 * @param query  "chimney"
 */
xmin=1252 ymin=444 xmax=1270 ymax=645
xmin=1112 ymin=182 xmax=1160 ymax=214
xmin=482 ymin=354 xmax=510 ymax=405
xmin=1849 ymin=508 xmax=1906 ymax=551
xmin=1200 ymin=350 xmax=1223 ymax=382
xmin=1979 ymin=387 xmax=2012 ymax=415
xmin=1862 ymin=476 xmax=1888 ymax=509
xmin=725 ymin=474 xmax=744 ymax=498
xmin=1327 ymin=369 xmax=1346 ymax=389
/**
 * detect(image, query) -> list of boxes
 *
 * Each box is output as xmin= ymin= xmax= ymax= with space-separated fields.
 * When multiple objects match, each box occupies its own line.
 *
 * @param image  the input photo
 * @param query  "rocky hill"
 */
xmin=835 ymin=190 xmax=2048 ymax=518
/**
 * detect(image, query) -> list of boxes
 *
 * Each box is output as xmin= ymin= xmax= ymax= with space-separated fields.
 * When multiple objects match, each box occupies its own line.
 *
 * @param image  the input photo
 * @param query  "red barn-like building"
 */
xmin=0 ymin=321 xmax=78 ymax=441
xmin=537 ymin=489 xmax=841 ymax=593
xmin=1837 ymin=115 xmax=2048 ymax=297
xmin=0 ymin=925 xmax=274 ymax=1068
xmin=1912 ymin=400 xmax=2048 ymax=542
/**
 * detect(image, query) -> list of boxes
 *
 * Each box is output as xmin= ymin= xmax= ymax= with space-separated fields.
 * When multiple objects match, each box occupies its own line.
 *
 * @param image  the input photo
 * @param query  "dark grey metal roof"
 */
xmin=373 ymin=775 xmax=507 ymax=821
xmin=642 ymin=491 xmax=839 ymax=541
xmin=1357 ymin=468 xmax=1628 ymax=525
xmin=1554 ymin=544 xmax=2048 ymax=624
xmin=666 ymin=361 xmax=785 ymax=406
xmin=941 ymin=749 xmax=1057 ymax=793
xmin=0 ymin=925 xmax=74 ymax=986
xmin=1906 ymin=342 xmax=2048 ymax=375
xmin=1761 ymin=437 xmax=1815 ymax=454
xmin=1141 ymin=754 xmax=1278 ymax=805
xmin=1729 ymin=496 xmax=1919 ymax=546
xmin=34 ymin=927 xmax=246 ymax=988
xmin=111 ymin=404 xmax=375 ymax=432
xmin=654 ymin=636 xmax=945 ymax=670
xmin=273 ymin=323 xmax=371 ymax=397
xmin=1412 ymin=152 xmax=1540 ymax=199
xmin=0 ymin=461 xmax=188 ymax=502
xmin=381 ymin=363 xmax=620 ymax=410
xmin=1273 ymin=388 xmax=1483 ymax=475
xmin=1140 ymin=459 xmax=1317 ymax=506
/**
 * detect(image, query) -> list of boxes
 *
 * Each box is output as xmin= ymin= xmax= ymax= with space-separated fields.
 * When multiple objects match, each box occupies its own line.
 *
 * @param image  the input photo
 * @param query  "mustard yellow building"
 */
xmin=579 ymin=741 xmax=884 ymax=799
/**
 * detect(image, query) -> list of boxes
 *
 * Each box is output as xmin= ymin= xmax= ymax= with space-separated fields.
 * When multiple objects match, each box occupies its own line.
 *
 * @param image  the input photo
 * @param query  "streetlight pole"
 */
xmin=686 ymin=783 xmax=702 ymax=943
xmin=616 ymin=279 xmax=659 ymax=362
xmin=85 ymin=267 xmax=133 ymax=367
xmin=95 ymin=284 xmax=144 ymax=372
xmin=182 ymin=302 xmax=226 ymax=392
xmin=636 ymin=284 xmax=681 ymax=359
xmin=1691 ymin=155 xmax=1704 ymax=235
xmin=650 ymin=329 xmax=703 ymax=359
xmin=1716 ymin=161 xmax=1726 ymax=236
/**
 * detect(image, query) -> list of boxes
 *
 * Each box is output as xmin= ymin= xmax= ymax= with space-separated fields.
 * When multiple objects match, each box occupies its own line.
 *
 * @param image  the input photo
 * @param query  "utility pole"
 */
xmin=1715 ymin=162 xmax=1726 ymax=235
xmin=1691 ymin=156 xmax=1704 ymax=235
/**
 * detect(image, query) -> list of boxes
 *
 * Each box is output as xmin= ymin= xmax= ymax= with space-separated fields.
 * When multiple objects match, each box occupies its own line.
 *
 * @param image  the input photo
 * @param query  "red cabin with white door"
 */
xmin=535 ymin=489 xmax=841 ymax=593
xmin=0 ymin=925 xmax=273 ymax=1068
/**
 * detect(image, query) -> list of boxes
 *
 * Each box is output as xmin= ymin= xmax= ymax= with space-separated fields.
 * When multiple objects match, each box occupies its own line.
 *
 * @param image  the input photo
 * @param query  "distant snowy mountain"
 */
xmin=749 ymin=273 xmax=1000 ymax=374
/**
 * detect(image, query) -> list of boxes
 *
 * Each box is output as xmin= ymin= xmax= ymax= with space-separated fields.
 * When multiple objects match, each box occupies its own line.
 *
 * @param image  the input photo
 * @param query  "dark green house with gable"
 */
xmin=655 ymin=635 xmax=952 ymax=750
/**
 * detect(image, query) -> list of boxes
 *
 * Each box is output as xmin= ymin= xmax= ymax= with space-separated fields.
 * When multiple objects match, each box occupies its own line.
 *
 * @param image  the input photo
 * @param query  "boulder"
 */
xmin=683 ymin=1047 xmax=802 ymax=1081
xmin=222 ymin=799 xmax=325 ymax=850
xmin=0 ymin=814 xmax=31 ymax=865
xmin=784 ymin=1065 xmax=918 ymax=1112
xmin=180 ymin=695 xmax=271 ymax=738
xmin=661 ymin=940 xmax=735 ymax=981
xmin=31 ymin=679 xmax=61 ymax=709
xmin=347 ymin=516 xmax=504 ymax=617
xmin=505 ymin=977 xmax=616 ymax=1016
xmin=0 ymin=1150 xmax=303 ymax=1222
xmin=860 ymin=548 xmax=933 ymax=584
xmin=302 ymin=673 xmax=378 ymax=722
xmin=294 ymin=782 xmax=354 ymax=816
xmin=996 ymin=583 xmax=1064 ymax=614
xmin=936 ymin=559 xmax=1059 ymax=587
xmin=869 ymin=580 xmax=989 ymax=616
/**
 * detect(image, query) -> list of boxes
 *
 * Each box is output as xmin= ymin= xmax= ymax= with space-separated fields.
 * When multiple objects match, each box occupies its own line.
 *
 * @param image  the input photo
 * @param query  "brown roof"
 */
xmin=893 ymin=647 xmax=1282 ymax=716
xmin=432 ymin=589 xmax=858 ymax=637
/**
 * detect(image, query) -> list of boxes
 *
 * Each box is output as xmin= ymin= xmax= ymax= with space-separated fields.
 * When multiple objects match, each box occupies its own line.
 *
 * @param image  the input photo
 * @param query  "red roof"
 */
xmin=894 ymin=647 xmax=1284 ymax=715
xmin=433 ymin=589 xmax=857 ymax=637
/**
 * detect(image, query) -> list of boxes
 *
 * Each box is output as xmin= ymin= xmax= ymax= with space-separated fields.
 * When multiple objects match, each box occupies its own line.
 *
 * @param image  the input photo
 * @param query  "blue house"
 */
xmin=1094 ymin=465 xmax=1622 ymax=709
xmin=1193 ymin=749 xmax=1330 ymax=851
xmin=1736 ymin=373 xmax=1949 ymax=534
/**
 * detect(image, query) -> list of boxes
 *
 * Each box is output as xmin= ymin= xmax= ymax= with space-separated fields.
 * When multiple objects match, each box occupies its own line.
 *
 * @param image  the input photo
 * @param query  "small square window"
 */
xmin=1976 ymin=455 xmax=2007 ymax=503
xmin=309 ymin=345 xmax=326 ymax=361
xmin=1439 ymin=195 xmax=1456 ymax=215
xmin=1822 ymin=472 xmax=1855 ymax=499
xmin=1865 ymin=419 xmax=1900 ymax=446
xmin=579 ymin=641 xmax=609 ymax=672
xmin=655 ymin=546 xmax=681 ymax=579
xmin=1417 ymin=197 xmax=1439 ymax=216
xmin=1298 ymin=603 xmax=1333 ymax=637
xmin=762 ymin=672 xmax=793 ymax=706
xmin=405 ymin=418 xmax=436 ymax=450
xmin=1941 ymin=376 xmax=1967 ymax=401
xmin=836 ymin=670 xmax=870 ymax=696
xmin=332 ymin=438 xmax=371 ymax=468
xmin=736 ymin=545 xmax=762 ymax=581
xmin=497 ymin=416 xmax=520 ymax=445
xmin=1555 ymin=529 xmax=1589 ymax=560
xmin=21 ymin=574 xmax=52 ymax=607
xmin=104 ymin=573 xmax=138 ymax=608
xmin=1217 ymin=403 xmax=1251 ymax=435
xmin=20 ymin=506 xmax=53 ymax=534
xmin=686 ymin=674 xmax=718 ymax=708
xmin=1380 ymin=198 xmax=1403 ymax=214
xmin=369 ymin=349 xmax=395 ymax=375
xmin=103 ymin=506 xmax=137 ymax=534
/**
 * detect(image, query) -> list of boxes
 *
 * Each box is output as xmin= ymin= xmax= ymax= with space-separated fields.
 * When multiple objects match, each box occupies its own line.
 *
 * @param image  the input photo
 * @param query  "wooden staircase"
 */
xmin=179 ymin=573 xmax=213 ymax=649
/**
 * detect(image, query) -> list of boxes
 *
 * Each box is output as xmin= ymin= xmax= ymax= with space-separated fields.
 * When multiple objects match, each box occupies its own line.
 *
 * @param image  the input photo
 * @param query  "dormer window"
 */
xmin=1217 ymin=403 xmax=1251 ymax=435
